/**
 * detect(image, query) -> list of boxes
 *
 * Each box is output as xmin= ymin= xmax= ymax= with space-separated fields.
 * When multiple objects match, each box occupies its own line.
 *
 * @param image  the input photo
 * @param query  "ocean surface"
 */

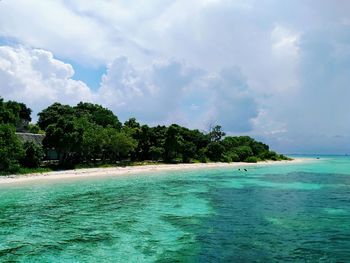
xmin=0 ymin=156 xmax=350 ymax=262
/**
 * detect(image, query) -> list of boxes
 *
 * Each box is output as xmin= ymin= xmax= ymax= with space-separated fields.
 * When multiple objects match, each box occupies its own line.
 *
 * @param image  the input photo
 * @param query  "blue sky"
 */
xmin=66 ymin=60 xmax=106 ymax=90
xmin=0 ymin=0 xmax=350 ymax=154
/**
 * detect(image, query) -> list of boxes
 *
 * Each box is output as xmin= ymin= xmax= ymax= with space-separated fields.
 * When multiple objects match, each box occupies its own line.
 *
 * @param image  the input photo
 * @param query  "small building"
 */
xmin=16 ymin=132 xmax=58 ymax=160
xmin=16 ymin=132 xmax=44 ymax=145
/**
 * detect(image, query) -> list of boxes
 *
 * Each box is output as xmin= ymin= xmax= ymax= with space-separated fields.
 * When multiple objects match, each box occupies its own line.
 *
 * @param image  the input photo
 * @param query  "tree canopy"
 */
xmin=0 ymin=124 xmax=24 ymax=173
xmin=0 ymin=98 xmax=290 ymax=174
xmin=0 ymin=98 xmax=32 ymax=131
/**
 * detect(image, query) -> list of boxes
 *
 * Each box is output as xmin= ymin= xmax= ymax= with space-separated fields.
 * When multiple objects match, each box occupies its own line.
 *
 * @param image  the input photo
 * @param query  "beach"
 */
xmin=0 ymin=158 xmax=307 ymax=185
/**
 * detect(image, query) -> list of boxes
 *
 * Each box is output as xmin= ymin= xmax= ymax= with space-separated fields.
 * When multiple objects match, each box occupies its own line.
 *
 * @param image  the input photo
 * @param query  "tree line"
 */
xmin=0 ymin=98 xmax=289 ymax=174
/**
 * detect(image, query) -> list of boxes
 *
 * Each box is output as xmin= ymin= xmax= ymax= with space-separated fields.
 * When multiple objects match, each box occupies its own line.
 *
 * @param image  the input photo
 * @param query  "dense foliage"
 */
xmin=0 ymin=98 xmax=31 ymax=131
xmin=0 ymin=97 xmax=289 ymax=174
xmin=0 ymin=124 xmax=25 ymax=173
xmin=20 ymin=141 xmax=45 ymax=168
xmin=39 ymin=103 xmax=134 ymax=167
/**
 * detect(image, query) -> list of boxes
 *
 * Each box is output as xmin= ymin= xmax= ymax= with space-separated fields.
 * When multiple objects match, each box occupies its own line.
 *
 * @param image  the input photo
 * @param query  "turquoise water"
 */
xmin=1 ymin=156 xmax=350 ymax=262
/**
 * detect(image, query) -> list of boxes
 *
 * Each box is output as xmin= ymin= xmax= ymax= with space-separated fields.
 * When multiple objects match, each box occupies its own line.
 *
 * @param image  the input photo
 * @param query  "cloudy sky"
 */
xmin=0 ymin=0 xmax=350 ymax=154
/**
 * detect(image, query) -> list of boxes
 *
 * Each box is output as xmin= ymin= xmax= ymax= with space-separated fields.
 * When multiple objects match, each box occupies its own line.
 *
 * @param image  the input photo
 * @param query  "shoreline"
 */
xmin=0 ymin=158 xmax=309 ymax=186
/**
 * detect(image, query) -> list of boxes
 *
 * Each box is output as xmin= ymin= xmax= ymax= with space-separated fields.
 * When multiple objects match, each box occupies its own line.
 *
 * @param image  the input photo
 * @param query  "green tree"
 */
xmin=245 ymin=156 xmax=258 ymax=163
xmin=181 ymin=141 xmax=197 ymax=163
xmin=197 ymin=148 xmax=207 ymax=163
xmin=20 ymin=141 xmax=45 ymax=168
xmin=221 ymin=136 xmax=239 ymax=150
xmin=0 ymin=98 xmax=15 ymax=124
xmin=0 ymin=98 xmax=32 ymax=131
xmin=251 ymin=141 xmax=269 ymax=156
xmin=206 ymin=142 xmax=225 ymax=161
xmin=81 ymin=124 xmax=105 ymax=163
xmin=0 ymin=124 xmax=24 ymax=172
xmin=124 ymin=118 xmax=141 ymax=129
xmin=134 ymin=125 xmax=152 ymax=160
xmin=149 ymin=125 xmax=167 ymax=149
xmin=149 ymin=146 xmax=164 ymax=161
xmin=164 ymin=125 xmax=183 ymax=162
xmin=181 ymin=128 xmax=210 ymax=151
xmin=209 ymin=125 xmax=225 ymax=142
xmin=74 ymin=102 xmax=122 ymax=129
xmin=38 ymin=103 xmax=75 ymax=130
xmin=28 ymin=124 xmax=44 ymax=134
xmin=102 ymin=128 xmax=137 ymax=162
xmin=234 ymin=146 xmax=254 ymax=161
xmin=43 ymin=117 xmax=84 ymax=166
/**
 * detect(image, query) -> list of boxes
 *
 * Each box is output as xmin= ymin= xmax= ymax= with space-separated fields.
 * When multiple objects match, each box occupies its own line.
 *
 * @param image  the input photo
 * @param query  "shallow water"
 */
xmin=0 ymin=156 xmax=350 ymax=262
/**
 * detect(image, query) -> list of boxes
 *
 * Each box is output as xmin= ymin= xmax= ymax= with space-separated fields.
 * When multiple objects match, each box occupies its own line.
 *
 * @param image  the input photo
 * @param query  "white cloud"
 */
xmin=271 ymin=25 xmax=300 ymax=58
xmin=0 ymin=0 xmax=144 ymax=66
xmin=98 ymin=57 xmax=194 ymax=123
xmin=0 ymin=46 xmax=258 ymax=131
xmin=0 ymin=46 xmax=93 ymax=117
xmin=98 ymin=57 xmax=259 ymax=130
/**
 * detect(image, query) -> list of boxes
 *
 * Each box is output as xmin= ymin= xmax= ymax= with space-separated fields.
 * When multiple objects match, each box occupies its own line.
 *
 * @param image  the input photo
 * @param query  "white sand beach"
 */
xmin=0 ymin=158 xmax=309 ymax=185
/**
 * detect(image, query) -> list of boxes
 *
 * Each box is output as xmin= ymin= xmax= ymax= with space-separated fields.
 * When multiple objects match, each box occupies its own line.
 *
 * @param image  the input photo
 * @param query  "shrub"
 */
xmin=234 ymin=146 xmax=253 ymax=161
xmin=206 ymin=142 xmax=225 ymax=161
xmin=221 ymin=152 xmax=240 ymax=163
xmin=228 ymin=152 xmax=240 ymax=162
xmin=221 ymin=154 xmax=232 ymax=163
xmin=20 ymin=141 xmax=45 ymax=168
xmin=28 ymin=124 xmax=41 ymax=134
xmin=0 ymin=124 xmax=24 ymax=173
xmin=245 ymin=156 xmax=259 ymax=163
xmin=278 ymin=154 xmax=291 ymax=160
xmin=197 ymin=148 xmax=207 ymax=163
xmin=149 ymin=146 xmax=164 ymax=161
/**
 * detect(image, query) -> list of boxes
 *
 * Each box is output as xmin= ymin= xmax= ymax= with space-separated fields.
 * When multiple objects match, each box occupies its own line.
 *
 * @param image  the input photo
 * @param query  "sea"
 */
xmin=0 ymin=156 xmax=349 ymax=262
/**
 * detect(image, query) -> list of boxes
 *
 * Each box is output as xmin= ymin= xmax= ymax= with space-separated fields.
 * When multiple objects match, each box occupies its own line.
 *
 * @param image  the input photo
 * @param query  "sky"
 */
xmin=0 ymin=0 xmax=350 ymax=154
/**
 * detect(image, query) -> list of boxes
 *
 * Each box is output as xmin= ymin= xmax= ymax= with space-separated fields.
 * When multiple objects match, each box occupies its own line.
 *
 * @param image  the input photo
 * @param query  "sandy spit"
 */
xmin=0 ymin=158 xmax=309 ymax=185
